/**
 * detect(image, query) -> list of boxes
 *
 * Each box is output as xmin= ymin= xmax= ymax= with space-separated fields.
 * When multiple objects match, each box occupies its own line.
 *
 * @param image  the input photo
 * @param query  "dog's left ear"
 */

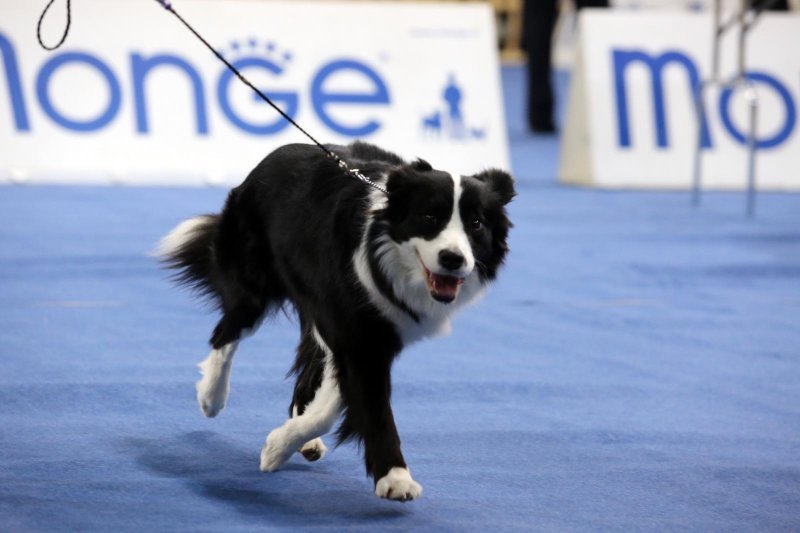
xmin=474 ymin=169 xmax=516 ymax=205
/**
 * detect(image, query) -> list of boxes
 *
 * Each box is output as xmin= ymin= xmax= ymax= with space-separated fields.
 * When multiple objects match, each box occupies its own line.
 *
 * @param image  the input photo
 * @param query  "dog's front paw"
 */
xmin=298 ymin=437 xmax=327 ymax=462
xmin=195 ymin=374 xmax=228 ymax=418
xmin=259 ymin=427 xmax=295 ymax=472
xmin=375 ymin=467 xmax=422 ymax=502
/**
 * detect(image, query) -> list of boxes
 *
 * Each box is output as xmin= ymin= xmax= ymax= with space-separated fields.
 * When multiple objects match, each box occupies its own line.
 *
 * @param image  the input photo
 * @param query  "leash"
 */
xmin=35 ymin=0 xmax=389 ymax=195
xmin=36 ymin=0 xmax=72 ymax=51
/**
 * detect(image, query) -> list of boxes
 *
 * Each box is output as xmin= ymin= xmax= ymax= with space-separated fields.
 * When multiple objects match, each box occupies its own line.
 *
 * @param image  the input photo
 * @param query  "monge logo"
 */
xmin=612 ymin=48 xmax=797 ymax=149
xmin=0 ymin=32 xmax=391 ymax=137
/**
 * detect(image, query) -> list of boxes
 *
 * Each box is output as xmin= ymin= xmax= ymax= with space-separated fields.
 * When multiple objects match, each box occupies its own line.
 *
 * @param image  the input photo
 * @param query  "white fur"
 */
xmin=411 ymin=172 xmax=475 ymax=279
xmin=375 ymin=467 xmax=422 ymax=501
xmin=292 ymin=405 xmax=328 ymax=461
xmin=154 ymin=215 xmax=213 ymax=258
xmin=196 ymin=341 xmax=238 ymax=418
xmin=260 ymin=326 xmax=342 ymax=472
xmin=353 ymin=171 xmax=486 ymax=345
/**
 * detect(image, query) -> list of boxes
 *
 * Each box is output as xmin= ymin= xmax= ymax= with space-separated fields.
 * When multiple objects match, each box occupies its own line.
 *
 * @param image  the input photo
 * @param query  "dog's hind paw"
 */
xmin=298 ymin=437 xmax=327 ymax=462
xmin=195 ymin=375 xmax=228 ymax=418
xmin=375 ymin=467 xmax=422 ymax=502
xmin=259 ymin=427 xmax=296 ymax=472
xmin=195 ymin=348 xmax=235 ymax=418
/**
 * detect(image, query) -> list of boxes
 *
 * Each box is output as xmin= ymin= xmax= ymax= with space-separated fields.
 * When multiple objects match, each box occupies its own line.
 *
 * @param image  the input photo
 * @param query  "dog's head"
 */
xmin=372 ymin=160 xmax=514 ymax=310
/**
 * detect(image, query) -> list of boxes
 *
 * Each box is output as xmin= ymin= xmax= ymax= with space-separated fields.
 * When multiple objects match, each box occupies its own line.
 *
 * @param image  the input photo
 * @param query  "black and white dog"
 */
xmin=159 ymin=141 xmax=514 ymax=501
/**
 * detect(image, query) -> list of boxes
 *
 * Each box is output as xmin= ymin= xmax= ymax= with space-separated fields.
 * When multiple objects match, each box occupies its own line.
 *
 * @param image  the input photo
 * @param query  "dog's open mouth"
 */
xmin=418 ymin=254 xmax=464 ymax=303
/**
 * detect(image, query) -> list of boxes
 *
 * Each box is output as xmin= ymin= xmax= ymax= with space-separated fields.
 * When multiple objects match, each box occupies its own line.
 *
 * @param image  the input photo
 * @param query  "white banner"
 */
xmin=560 ymin=10 xmax=800 ymax=190
xmin=0 ymin=0 xmax=508 ymax=186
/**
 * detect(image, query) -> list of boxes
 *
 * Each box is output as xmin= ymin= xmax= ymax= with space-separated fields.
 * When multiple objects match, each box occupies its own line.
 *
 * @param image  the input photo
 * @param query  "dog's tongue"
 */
xmin=428 ymin=272 xmax=463 ymax=303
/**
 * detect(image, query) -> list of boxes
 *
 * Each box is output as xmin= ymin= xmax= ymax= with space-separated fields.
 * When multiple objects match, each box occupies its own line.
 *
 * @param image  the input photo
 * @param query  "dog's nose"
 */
xmin=438 ymin=249 xmax=465 ymax=271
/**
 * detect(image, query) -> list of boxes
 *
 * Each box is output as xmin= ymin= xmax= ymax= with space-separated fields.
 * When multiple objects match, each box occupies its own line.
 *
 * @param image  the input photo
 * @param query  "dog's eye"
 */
xmin=471 ymin=218 xmax=483 ymax=230
xmin=423 ymin=214 xmax=438 ymax=225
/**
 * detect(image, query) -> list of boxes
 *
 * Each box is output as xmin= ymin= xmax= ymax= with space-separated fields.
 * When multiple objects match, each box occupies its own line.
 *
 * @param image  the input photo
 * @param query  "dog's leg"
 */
xmin=363 ymin=393 xmax=422 ymax=502
xmin=197 ymin=302 xmax=264 ymax=418
xmin=289 ymin=336 xmax=327 ymax=461
xmin=286 ymin=324 xmax=329 ymax=462
xmin=260 ymin=326 xmax=342 ymax=472
xmin=196 ymin=341 xmax=238 ymax=418
xmin=340 ymin=348 xmax=422 ymax=502
xmin=291 ymin=405 xmax=328 ymax=462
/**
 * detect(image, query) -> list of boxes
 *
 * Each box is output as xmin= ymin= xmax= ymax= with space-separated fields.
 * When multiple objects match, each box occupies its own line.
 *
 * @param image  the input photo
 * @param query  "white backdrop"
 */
xmin=0 ymin=0 xmax=509 ymax=186
xmin=561 ymin=10 xmax=800 ymax=190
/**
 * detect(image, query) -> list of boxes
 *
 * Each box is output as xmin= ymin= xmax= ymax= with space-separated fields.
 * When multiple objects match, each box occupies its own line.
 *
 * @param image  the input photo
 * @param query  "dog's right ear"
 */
xmin=383 ymin=167 xmax=414 ymax=220
xmin=384 ymin=166 xmax=413 ymax=206
xmin=385 ymin=165 xmax=413 ymax=196
xmin=411 ymin=158 xmax=432 ymax=172
xmin=386 ymin=159 xmax=431 ymax=197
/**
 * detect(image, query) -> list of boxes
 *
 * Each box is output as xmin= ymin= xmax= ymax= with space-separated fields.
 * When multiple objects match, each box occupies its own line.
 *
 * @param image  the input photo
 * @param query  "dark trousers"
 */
xmin=522 ymin=0 xmax=605 ymax=130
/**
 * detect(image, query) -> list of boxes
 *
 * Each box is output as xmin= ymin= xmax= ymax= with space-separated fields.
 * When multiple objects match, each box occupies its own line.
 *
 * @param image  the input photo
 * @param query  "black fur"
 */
xmin=162 ymin=141 xmax=514 ymax=487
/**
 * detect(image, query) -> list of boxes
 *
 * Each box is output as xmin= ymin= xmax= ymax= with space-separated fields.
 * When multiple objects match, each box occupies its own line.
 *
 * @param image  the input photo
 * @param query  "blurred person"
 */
xmin=753 ymin=0 xmax=789 ymax=9
xmin=523 ymin=0 xmax=608 ymax=134
xmin=522 ymin=0 xmax=786 ymax=135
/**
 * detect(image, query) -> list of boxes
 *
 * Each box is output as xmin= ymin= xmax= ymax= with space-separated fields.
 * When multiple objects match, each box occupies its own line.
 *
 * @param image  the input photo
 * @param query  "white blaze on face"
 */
xmin=408 ymin=172 xmax=475 ymax=303
xmin=411 ymin=171 xmax=475 ymax=276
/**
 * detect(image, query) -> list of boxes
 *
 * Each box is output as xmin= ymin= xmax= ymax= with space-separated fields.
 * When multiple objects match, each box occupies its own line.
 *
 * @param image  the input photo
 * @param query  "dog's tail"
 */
xmin=156 ymin=215 xmax=221 ymax=304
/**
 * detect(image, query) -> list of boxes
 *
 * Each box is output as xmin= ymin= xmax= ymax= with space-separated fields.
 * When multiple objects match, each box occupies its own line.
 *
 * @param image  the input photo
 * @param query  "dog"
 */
xmin=158 ymin=141 xmax=514 ymax=501
xmin=421 ymin=111 xmax=442 ymax=136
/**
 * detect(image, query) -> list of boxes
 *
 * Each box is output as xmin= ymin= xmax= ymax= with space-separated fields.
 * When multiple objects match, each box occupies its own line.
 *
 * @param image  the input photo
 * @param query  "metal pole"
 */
xmin=711 ymin=0 xmax=722 ymax=82
xmin=737 ymin=0 xmax=749 ymax=84
xmin=691 ymin=82 xmax=706 ymax=206
xmin=692 ymin=0 xmax=723 ymax=207
xmin=745 ymin=84 xmax=758 ymax=217
xmin=692 ymin=0 xmax=764 ymax=216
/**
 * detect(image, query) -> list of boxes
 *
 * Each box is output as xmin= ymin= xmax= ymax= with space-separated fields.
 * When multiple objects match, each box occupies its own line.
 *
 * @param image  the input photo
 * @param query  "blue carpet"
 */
xmin=2 ymin=66 xmax=800 ymax=531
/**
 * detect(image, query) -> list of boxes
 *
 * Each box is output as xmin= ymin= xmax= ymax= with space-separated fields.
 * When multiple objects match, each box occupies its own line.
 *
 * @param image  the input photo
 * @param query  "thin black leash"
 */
xmin=35 ymin=0 xmax=389 ymax=195
xmin=37 ymin=0 xmax=71 ymax=51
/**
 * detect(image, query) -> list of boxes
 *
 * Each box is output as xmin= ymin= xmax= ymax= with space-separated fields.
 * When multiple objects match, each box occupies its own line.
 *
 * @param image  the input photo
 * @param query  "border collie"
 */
xmin=159 ymin=141 xmax=514 ymax=501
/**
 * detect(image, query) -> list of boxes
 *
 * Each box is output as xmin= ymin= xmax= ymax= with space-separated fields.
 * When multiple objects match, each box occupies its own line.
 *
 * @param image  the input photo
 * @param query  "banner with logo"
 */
xmin=0 ymin=0 xmax=508 ymax=186
xmin=560 ymin=11 xmax=800 ymax=190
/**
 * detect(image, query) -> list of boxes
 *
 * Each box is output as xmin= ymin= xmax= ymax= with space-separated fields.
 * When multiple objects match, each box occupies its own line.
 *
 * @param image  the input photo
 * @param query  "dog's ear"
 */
xmin=385 ymin=161 xmax=429 ymax=196
xmin=384 ymin=166 xmax=418 ymax=213
xmin=383 ymin=167 xmax=416 ymax=222
xmin=385 ymin=166 xmax=411 ymax=196
xmin=411 ymin=158 xmax=432 ymax=172
xmin=474 ymin=169 xmax=516 ymax=205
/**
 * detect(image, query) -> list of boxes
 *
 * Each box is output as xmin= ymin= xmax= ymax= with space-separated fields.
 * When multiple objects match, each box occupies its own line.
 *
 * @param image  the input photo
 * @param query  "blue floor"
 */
xmin=2 ymin=67 xmax=800 ymax=531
